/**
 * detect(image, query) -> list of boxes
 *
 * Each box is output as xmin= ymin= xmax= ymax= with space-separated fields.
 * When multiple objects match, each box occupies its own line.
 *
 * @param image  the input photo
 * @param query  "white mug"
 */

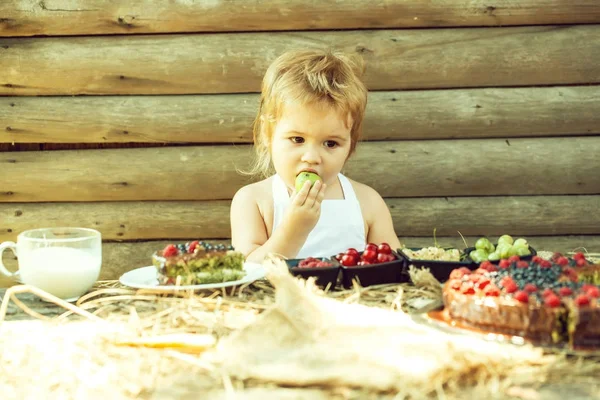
xmin=0 ymin=227 xmax=102 ymax=301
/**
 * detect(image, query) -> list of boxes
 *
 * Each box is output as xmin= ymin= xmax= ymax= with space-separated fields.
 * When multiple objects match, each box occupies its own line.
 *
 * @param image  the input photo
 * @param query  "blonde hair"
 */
xmin=247 ymin=49 xmax=368 ymax=178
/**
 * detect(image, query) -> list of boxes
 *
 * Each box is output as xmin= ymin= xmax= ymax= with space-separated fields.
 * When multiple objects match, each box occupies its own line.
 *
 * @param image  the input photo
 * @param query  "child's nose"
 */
xmin=301 ymin=147 xmax=321 ymax=164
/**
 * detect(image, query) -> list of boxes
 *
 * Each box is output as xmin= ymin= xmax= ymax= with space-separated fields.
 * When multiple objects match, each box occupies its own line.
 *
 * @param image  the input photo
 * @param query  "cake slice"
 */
xmin=152 ymin=241 xmax=245 ymax=285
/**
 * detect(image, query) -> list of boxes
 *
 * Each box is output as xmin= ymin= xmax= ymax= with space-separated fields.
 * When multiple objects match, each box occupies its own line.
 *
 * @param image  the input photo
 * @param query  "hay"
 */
xmin=1 ymin=258 xmax=599 ymax=399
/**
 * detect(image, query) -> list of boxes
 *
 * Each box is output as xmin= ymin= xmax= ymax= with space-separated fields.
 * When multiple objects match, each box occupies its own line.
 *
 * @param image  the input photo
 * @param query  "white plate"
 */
xmin=119 ymin=262 xmax=265 ymax=291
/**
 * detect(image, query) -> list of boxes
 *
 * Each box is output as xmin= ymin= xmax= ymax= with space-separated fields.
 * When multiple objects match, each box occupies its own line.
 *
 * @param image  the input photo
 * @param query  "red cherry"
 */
xmin=513 ymin=291 xmax=529 ymax=303
xmin=335 ymin=253 xmax=344 ymax=261
xmin=341 ymin=254 xmax=358 ymax=267
xmin=377 ymin=243 xmax=392 ymax=254
xmin=539 ymin=260 xmax=552 ymax=268
xmin=531 ymin=256 xmax=543 ymax=264
xmin=376 ymin=252 xmax=391 ymax=264
xmin=559 ymin=287 xmax=573 ymax=297
xmin=585 ymin=286 xmax=599 ymax=298
xmin=346 ymin=248 xmax=359 ymax=258
xmin=362 ymin=249 xmax=377 ymax=262
xmin=573 ymin=252 xmax=586 ymax=260
xmin=544 ymin=294 xmax=561 ymax=308
xmin=498 ymin=259 xmax=511 ymax=269
xmin=516 ymin=261 xmax=529 ymax=269
xmin=162 ymin=244 xmax=178 ymax=257
xmin=575 ymin=294 xmax=590 ymax=307
xmin=365 ymin=243 xmax=378 ymax=253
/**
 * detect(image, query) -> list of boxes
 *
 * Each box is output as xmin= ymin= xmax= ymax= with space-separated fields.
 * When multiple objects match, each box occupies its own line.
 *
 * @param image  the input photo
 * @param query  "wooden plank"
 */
xmin=1 ymin=195 xmax=599 ymax=243
xmin=3 ymin=234 xmax=599 ymax=288
xmin=2 ymin=86 xmax=600 ymax=144
xmin=1 ymin=137 xmax=599 ymax=202
xmin=2 ymin=1 xmax=600 ymax=37
xmin=2 ymin=26 xmax=600 ymax=95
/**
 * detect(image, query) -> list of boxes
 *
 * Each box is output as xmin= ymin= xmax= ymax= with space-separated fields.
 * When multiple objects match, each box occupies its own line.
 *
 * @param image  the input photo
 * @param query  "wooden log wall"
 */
xmin=1 ymin=1 xmax=600 ymax=286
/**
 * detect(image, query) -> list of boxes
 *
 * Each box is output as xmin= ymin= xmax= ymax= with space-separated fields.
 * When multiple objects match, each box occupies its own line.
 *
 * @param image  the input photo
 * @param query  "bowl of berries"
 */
xmin=334 ymin=243 xmax=407 ymax=288
xmin=286 ymin=257 xmax=341 ymax=289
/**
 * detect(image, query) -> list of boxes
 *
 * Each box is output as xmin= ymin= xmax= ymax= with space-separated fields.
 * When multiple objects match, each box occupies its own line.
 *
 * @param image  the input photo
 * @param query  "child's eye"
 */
xmin=290 ymin=137 xmax=304 ymax=144
xmin=324 ymin=140 xmax=338 ymax=148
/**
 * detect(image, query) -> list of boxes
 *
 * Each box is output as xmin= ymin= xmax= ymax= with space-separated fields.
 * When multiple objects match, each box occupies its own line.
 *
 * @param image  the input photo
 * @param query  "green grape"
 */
xmin=514 ymin=238 xmax=528 ymax=248
xmin=470 ymin=249 xmax=488 ymax=263
xmin=498 ymin=234 xmax=514 ymax=246
xmin=515 ymin=245 xmax=531 ymax=257
xmin=487 ymin=252 xmax=501 ymax=261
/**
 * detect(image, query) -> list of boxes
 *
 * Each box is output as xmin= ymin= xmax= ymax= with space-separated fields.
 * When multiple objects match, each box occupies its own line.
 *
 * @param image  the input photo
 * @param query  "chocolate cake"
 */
xmin=152 ymin=241 xmax=245 ymax=285
xmin=442 ymin=252 xmax=600 ymax=349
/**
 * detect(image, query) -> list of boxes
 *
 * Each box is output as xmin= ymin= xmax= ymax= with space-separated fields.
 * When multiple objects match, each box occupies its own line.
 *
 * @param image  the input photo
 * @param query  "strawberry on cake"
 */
xmin=442 ymin=252 xmax=600 ymax=349
xmin=152 ymin=241 xmax=245 ymax=285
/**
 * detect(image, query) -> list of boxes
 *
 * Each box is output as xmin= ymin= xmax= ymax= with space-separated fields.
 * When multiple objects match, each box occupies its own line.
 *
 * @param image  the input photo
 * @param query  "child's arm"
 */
xmin=361 ymin=186 xmax=403 ymax=250
xmin=231 ymin=180 xmax=326 ymax=263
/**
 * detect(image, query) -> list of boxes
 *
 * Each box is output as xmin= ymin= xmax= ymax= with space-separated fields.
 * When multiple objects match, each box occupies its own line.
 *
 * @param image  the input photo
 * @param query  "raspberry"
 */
xmin=513 ymin=291 xmax=529 ymax=303
xmin=556 ymin=256 xmax=569 ymax=266
xmin=188 ymin=240 xmax=200 ymax=253
xmin=516 ymin=261 xmax=529 ymax=269
xmin=539 ymin=260 xmax=552 ymax=268
xmin=449 ymin=267 xmax=472 ymax=280
xmin=531 ymin=256 xmax=543 ymax=264
xmin=576 ymin=258 xmax=587 ymax=267
xmin=498 ymin=259 xmax=511 ymax=269
xmin=524 ymin=283 xmax=538 ymax=293
xmin=574 ymin=294 xmax=590 ymax=307
xmin=508 ymin=255 xmax=520 ymax=264
xmin=542 ymin=288 xmax=555 ymax=298
xmin=484 ymin=285 xmax=500 ymax=297
xmin=559 ymin=287 xmax=573 ymax=297
xmin=585 ymin=286 xmax=600 ymax=298
xmin=544 ymin=294 xmax=561 ymax=308
xmin=563 ymin=267 xmax=579 ymax=282
xmin=480 ymin=260 xmax=493 ymax=269
xmin=162 ymin=244 xmax=178 ymax=257
xmin=500 ymin=276 xmax=515 ymax=287
xmin=504 ymin=281 xmax=518 ymax=294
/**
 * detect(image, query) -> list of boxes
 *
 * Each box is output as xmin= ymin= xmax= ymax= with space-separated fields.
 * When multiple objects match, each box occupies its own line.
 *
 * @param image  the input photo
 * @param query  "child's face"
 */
xmin=270 ymin=101 xmax=352 ymax=190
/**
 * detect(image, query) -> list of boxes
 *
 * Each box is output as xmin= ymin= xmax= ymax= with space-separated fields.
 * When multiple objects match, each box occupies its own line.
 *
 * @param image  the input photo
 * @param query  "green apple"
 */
xmin=498 ymin=234 xmax=514 ymax=246
xmin=295 ymin=172 xmax=321 ymax=192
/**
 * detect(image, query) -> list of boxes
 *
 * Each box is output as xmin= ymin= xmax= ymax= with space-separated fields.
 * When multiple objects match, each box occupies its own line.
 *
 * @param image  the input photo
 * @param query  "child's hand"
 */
xmin=283 ymin=180 xmax=326 ymax=235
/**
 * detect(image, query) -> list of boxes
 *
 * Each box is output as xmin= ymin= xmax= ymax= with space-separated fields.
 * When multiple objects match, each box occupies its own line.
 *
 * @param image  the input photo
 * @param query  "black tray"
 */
xmin=464 ymin=244 xmax=537 ymax=264
xmin=286 ymin=258 xmax=340 ymax=289
xmin=397 ymin=247 xmax=476 ymax=283
xmin=339 ymin=251 xmax=407 ymax=289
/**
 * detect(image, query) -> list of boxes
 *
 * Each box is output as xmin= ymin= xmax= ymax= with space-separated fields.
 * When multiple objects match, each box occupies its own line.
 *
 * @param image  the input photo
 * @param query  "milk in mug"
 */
xmin=18 ymin=247 xmax=101 ymax=300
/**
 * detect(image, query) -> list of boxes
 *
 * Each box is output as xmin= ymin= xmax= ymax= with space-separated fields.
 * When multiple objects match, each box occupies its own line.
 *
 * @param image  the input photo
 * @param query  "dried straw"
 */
xmin=1 ymin=257 xmax=599 ymax=399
